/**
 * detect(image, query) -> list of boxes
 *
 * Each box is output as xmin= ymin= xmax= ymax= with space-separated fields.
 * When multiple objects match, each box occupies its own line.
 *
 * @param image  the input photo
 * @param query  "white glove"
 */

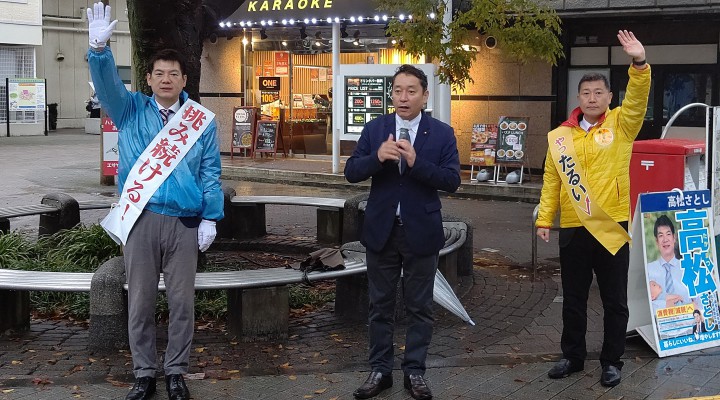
xmin=197 ymin=219 xmax=217 ymax=252
xmin=87 ymin=2 xmax=118 ymax=49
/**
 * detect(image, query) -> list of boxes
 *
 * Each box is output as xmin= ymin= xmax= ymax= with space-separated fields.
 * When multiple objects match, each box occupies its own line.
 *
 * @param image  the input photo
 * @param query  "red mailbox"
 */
xmin=629 ymin=138 xmax=705 ymax=216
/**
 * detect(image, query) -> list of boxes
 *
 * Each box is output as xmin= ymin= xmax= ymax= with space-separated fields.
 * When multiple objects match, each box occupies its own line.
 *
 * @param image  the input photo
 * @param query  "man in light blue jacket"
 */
xmin=86 ymin=3 xmax=223 ymax=400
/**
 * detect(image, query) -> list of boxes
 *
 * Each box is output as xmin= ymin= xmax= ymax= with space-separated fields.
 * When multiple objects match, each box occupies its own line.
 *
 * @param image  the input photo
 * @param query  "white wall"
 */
xmin=0 ymin=0 xmax=42 ymax=45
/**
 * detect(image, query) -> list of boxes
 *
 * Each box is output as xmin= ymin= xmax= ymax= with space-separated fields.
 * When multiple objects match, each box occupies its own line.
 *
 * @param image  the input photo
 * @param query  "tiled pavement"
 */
xmin=3 ymin=130 xmax=720 ymax=399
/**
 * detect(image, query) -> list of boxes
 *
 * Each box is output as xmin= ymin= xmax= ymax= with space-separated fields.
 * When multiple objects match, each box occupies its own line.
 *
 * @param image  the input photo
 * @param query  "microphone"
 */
xmin=395 ymin=127 xmax=410 ymax=165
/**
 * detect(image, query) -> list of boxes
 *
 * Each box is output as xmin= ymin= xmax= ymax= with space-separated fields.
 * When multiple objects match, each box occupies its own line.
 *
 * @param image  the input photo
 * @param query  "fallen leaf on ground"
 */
xmin=105 ymin=378 xmax=127 ymax=387
xmin=195 ymin=347 xmax=205 ymax=353
xmin=289 ymin=375 xmax=297 ymax=380
xmin=1 ymin=389 xmax=14 ymax=394
xmin=314 ymin=388 xmax=327 ymax=394
xmin=185 ymin=373 xmax=206 ymax=380
xmin=11 ymin=360 xmax=22 ymax=365
xmin=32 ymin=377 xmax=53 ymax=385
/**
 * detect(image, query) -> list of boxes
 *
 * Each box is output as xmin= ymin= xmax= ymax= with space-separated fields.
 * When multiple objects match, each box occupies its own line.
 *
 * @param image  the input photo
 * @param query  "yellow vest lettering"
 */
xmin=298 ymin=0 xmax=307 ymax=9
xmin=324 ymin=0 xmax=332 ymax=7
xmin=259 ymin=0 xmax=269 ymax=11
xmin=284 ymin=0 xmax=293 ymax=9
xmin=247 ymin=1 xmax=257 ymax=11
xmin=310 ymin=0 xmax=319 ymax=8
xmin=273 ymin=0 xmax=281 ymax=9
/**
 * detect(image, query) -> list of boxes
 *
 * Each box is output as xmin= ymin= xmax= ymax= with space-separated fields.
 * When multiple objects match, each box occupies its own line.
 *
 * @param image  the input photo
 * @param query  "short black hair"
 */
xmin=694 ymin=309 xmax=701 ymax=316
xmin=578 ymin=73 xmax=610 ymax=92
xmin=392 ymin=64 xmax=428 ymax=92
xmin=654 ymin=215 xmax=675 ymax=237
xmin=147 ymin=49 xmax=187 ymax=76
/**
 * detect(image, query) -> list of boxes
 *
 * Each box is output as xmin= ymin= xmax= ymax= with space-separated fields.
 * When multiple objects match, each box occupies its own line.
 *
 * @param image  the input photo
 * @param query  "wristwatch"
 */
xmin=632 ymin=59 xmax=647 ymax=66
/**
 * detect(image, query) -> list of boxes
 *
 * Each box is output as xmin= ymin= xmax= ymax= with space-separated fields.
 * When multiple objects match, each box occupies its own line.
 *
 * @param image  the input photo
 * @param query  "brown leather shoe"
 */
xmin=353 ymin=371 xmax=393 ymax=399
xmin=404 ymin=374 xmax=432 ymax=400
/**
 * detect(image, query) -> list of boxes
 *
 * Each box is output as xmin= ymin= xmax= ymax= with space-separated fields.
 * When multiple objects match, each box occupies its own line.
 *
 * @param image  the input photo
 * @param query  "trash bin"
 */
xmin=47 ymin=103 xmax=58 ymax=131
xmin=629 ymin=138 xmax=705 ymax=215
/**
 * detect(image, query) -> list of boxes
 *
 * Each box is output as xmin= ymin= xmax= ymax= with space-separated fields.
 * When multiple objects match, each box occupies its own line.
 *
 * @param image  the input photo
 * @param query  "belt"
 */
xmin=394 ymin=216 xmax=403 ymax=226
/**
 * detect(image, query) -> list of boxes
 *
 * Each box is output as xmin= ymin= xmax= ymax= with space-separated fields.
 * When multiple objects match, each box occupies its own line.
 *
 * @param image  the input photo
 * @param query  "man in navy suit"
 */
xmin=345 ymin=64 xmax=461 ymax=400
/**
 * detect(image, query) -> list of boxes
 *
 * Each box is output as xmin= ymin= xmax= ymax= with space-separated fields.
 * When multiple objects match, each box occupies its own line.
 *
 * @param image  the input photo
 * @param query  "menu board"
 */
xmin=345 ymin=76 xmax=393 ymax=134
xmin=292 ymin=94 xmax=304 ymax=108
xmin=496 ymin=116 xmax=528 ymax=163
xmin=469 ymin=124 xmax=498 ymax=166
xmin=232 ymin=107 xmax=255 ymax=149
xmin=254 ymin=121 xmax=279 ymax=153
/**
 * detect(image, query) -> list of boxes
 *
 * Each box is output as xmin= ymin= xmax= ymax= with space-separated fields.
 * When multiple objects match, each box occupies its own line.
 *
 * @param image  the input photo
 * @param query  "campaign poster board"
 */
xmin=232 ymin=107 xmax=256 ymax=154
xmin=101 ymin=117 xmax=119 ymax=176
xmin=634 ymin=190 xmax=720 ymax=357
xmin=469 ymin=124 xmax=498 ymax=166
xmin=254 ymin=120 xmax=279 ymax=154
xmin=8 ymin=78 xmax=46 ymax=111
xmin=337 ymin=64 xmax=436 ymax=141
xmin=496 ymin=116 xmax=528 ymax=163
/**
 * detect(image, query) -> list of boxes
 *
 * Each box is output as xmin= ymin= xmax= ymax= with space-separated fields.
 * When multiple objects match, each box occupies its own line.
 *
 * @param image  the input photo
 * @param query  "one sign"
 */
xmin=232 ymin=107 xmax=255 ymax=149
xmin=255 ymin=120 xmax=279 ymax=153
xmin=344 ymin=76 xmax=392 ymax=134
xmin=259 ymin=77 xmax=281 ymax=91
xmin=101 ymin=117 xmax=119 ymax=176
xmin=634 ymin=190 xmax=720 ymax=357
xmin=275 ymin=52 xmax=289 ymax=76
xmin=302 ymin=94 xmax=315 ymax=108
xmin=496 ymin=116 xmax=528 ymax=163
xmin=8 ymin=78 xmax=46 ymax=111
xmin=469 ymin=124 xmax=498 ymax=166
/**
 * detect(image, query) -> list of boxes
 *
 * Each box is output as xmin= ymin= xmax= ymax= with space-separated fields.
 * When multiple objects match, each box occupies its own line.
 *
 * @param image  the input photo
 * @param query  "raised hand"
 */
xmin=617 ymin=30 xmax=645 ymax=62
xmin=377 ymin=134 xmax=401 ymax=163
xmin=87 ymin=2 xmax=118 ymax=49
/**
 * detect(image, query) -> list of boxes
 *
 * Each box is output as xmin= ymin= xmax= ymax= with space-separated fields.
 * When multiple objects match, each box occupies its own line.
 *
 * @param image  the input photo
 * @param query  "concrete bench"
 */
xmin=0 ymin=193 xmax=113 ymax=235
xmin=0 ymin=221 xmax=467 ymax=353
xmin=229 ymin=195 xmax=346 ymax=244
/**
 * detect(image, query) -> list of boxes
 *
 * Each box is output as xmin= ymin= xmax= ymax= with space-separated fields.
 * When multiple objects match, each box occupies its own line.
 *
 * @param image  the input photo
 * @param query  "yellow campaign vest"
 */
xmin=547 ymin=127 xmax=630 ymax=255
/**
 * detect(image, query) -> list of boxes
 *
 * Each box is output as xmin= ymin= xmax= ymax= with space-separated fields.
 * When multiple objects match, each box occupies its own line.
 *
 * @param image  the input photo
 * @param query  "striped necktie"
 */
xmin=663 ymin=262 xmax=680 ymax=304
xmin=159 ymin=109 xmax=174 ymax=126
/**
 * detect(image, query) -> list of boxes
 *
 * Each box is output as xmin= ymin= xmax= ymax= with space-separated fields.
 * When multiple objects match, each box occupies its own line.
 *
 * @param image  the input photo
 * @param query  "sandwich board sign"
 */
xmin=631 ymin=190 xmax=720 ymax=357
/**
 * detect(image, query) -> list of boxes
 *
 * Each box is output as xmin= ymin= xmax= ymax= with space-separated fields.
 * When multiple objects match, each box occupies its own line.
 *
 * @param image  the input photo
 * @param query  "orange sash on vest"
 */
xmin=547 ymin=127 xmax=630 ymax=255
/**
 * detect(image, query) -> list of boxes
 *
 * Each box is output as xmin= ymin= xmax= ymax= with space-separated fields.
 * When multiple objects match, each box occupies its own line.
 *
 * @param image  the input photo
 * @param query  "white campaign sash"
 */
xmin=101 ymin=100 xmax=215 ymax=245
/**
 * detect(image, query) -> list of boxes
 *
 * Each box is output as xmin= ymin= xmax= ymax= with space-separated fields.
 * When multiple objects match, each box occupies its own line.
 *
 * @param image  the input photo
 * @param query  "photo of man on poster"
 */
xmin=645 ymin=214 xmax=693 ymax=313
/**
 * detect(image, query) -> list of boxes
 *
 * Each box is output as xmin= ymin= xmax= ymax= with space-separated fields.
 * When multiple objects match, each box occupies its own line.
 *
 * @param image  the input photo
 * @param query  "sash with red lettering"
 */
xmin=101 ymin=100 xmax=215 ymax=245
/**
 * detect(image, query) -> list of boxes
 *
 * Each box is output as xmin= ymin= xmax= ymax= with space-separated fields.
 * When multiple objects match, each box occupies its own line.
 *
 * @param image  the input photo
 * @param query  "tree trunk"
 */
xmin=126 ymin=0 xmax=242 ymax=102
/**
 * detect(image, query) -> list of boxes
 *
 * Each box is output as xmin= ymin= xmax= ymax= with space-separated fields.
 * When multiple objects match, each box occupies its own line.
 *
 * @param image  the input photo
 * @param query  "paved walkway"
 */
xmin=1 ymin=130 xmax=720 ymax=399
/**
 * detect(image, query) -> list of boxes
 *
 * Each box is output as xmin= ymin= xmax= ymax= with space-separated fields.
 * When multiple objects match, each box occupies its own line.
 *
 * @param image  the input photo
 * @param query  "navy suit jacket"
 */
xmin=344 ymin=112 xmax=461 ymax=256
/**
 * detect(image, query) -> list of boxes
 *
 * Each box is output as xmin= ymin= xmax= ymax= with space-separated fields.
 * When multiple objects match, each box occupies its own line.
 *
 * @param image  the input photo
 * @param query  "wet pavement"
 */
xmin=0 ymin=129 xmax=719 ymax=399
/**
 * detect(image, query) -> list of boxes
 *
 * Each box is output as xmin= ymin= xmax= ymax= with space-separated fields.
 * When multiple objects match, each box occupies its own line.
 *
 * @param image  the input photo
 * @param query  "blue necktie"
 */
xmin=664 ymin=262 xmax=680 ymax=304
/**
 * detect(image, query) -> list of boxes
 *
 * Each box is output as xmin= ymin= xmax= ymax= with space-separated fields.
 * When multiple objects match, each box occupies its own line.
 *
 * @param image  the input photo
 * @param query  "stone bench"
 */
xmin=229 ymin=195 xmax=346 ymax=244
xmin=0 ymin=193 xmax=113 ymax=235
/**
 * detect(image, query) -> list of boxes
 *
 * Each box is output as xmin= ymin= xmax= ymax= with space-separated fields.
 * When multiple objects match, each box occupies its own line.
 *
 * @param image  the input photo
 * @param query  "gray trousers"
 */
xmin=366 ymin=222 xmax=438 ymax=376
xmin=124 ymin=211 xmax=198 ymax=378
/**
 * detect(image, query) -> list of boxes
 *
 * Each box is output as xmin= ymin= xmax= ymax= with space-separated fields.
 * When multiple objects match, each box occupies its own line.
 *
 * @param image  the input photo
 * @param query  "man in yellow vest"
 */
xmin=536 ymin=30 xmax=650 ymax=388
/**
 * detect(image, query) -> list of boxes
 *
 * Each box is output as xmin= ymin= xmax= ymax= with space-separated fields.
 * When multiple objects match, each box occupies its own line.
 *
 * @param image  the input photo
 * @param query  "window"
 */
xmin=0 ymin=46 xmax=37 ymax=123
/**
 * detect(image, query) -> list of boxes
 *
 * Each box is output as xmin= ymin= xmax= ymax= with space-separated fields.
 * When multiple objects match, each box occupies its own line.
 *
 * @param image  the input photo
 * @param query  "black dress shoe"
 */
xmin=601 ymin=365 xmax=621 ymax=387
xmin=547 ymin=358 xmax=584 ymax=379
xmin=404 ymin=374 xmax=432 ymax=400
xmin=125 ymin=376 xmax=156 ymax=400
xmin=353 ymin=371 xmax=393 ymax=399
xmin=165 ymin=374 xmax=190 ymax=400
